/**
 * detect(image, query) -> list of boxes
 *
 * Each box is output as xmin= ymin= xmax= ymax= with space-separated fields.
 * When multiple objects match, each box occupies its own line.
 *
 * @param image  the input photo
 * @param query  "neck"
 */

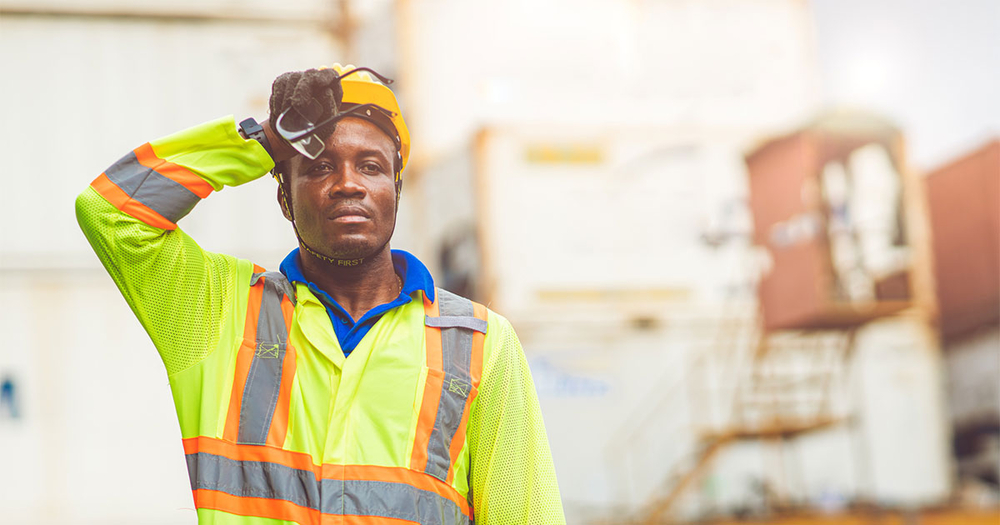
xmin=298 ymin=244 xmax=400 ymax=322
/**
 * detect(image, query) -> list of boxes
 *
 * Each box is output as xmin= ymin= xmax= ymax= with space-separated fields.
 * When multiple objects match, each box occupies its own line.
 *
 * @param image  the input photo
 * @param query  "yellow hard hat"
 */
xmin=324 ymin=63 xmax=411 ymax=174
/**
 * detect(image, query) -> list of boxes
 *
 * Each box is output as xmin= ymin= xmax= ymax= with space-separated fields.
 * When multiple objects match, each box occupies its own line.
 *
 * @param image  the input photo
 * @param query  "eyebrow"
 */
xmin=351 ymin=148 xmax=395 ymax=167
xmin=356 ymin=148 xmax=393 ymax=160
xmin=305 ymin=147 xmax=393 ymax=165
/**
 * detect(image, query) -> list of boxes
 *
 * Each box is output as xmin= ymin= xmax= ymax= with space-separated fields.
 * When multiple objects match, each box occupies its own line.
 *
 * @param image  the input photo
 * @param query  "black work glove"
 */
xmin=269 ymin=68 xmax=345 ymax=138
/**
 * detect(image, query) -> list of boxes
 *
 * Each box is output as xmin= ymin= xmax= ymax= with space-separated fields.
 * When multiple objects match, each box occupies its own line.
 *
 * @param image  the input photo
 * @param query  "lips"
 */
xmin=328 ymin=205 xmax=372 ymax=222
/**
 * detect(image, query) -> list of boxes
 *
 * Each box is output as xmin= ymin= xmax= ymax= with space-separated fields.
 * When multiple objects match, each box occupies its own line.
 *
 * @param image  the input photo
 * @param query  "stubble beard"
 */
xmin=303 ymin=210 xmax=396 ymax=264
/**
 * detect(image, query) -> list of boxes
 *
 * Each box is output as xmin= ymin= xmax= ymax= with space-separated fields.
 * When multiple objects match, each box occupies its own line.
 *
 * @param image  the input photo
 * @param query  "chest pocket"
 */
xmin=223 ymin=270 xmax=298 ymax=447
xmin=412 ymin=288 xmax=489 ymax=484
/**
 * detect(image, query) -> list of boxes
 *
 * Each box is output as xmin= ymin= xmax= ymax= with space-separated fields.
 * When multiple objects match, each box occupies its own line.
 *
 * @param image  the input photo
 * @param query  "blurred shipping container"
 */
xmin=925 ymin=140 xmax=1000 ymax=340
xmin=0 ymin=0 xmax=337 ymax=20
xmin=412 ymin=120 xmax=951 ymax=523
xmin=394 ymin=0 xmax=820 ymax=168
xmin=744 ymin=113 xmax=920 ymax=332
xmin=925 ymin=139 xmax=1000 ymax=506
xmin=0 ymin=270 xmax=192 ymax=523
xmin=0 ymin=7 xmax=343 ymax=271
xmin=399 ymin=1 xmax=957 ymax=518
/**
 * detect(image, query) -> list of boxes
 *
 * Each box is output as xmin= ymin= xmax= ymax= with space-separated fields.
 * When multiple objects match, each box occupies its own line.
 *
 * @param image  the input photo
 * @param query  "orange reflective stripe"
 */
xmin=411 ymin=295 xmax=442 ymax=472
xmin=411 ymin=369 xmax=444 ymax=473
xmin=266 ymin=294 xmax=297 ymax=447
xmin=193 ymin=488 xmax=320 ymax=524
xmin=183 ymin=436 xmax=319 ymax=473
xmin=184 ymin=437 xmax=470 ymax=522
xmin=243 ymin=282 xmax=265 ymax=343
xmin=90 ymin=173 xmax=177 ymax=230
xmin=444 ymin=301 xmax=488 ymax=485
xmin=134 ymin=143 xmax=214 ymax=198
xmin=96 ymin=144 xmax=208 ymax=226
xmin=223 ymin=281 xmax=264 ymax=442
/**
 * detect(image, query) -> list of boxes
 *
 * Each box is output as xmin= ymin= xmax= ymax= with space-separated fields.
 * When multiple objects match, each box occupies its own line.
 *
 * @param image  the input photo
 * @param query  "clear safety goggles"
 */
xmin=274 ymin=67 xmax=396 ymax=160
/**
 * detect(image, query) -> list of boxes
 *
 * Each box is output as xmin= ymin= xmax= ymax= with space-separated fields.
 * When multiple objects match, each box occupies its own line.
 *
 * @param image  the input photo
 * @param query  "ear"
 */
xmin=275 ymin=173 xmax=293 ymax=221
xmin=394 ymin=176 xmax=403 ymax=210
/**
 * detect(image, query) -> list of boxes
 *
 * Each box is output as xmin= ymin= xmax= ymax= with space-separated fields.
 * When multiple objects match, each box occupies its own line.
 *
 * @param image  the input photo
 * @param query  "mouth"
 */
xmin=328 ymin=205 xmax=371 ymax=223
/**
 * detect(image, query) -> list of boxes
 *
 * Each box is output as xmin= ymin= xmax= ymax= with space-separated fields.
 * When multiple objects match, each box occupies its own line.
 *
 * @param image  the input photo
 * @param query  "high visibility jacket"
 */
xmin=76 ymin=116 xmax=566 ymax=524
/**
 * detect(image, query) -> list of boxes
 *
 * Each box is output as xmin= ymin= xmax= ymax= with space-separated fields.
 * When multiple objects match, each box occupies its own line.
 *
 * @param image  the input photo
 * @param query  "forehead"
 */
xmin=322 ymin=117 xmax=396 ymax=158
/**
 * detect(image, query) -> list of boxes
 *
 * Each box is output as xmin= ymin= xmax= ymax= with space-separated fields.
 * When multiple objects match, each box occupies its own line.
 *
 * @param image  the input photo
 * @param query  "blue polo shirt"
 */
xmin=278 ymin=248 xmax=436 ymax=357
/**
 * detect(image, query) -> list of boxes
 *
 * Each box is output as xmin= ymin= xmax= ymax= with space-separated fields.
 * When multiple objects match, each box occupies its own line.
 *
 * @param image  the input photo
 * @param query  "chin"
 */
xmin=324 ymin=236 xmax=386 ymax=261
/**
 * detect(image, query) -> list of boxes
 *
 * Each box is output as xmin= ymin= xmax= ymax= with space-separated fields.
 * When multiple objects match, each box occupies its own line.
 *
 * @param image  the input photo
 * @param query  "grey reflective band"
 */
xmin=424 ymin=315 xmax=487 ymax=333
xmin=423 ymin=289 xmax=479 ymax=481
xmin=328 ymin=479 xmax=466 ymax=525
xmin=104 ymin=150 xmax=200 ymax=222
xmin=238 ymin=272 xmax=293 ymax=445
xmin=187 ymin=452 xmax=319 ymax=509
xmin=251 ymin=271 xmax=297 ymax=302
xmin=187 ymin=452 xmax=468 ymax=524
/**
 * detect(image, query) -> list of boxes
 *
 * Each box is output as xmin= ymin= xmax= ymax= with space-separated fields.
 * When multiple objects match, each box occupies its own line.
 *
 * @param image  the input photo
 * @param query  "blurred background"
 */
xmin=1 ymin=0 xmax=998 ymax=523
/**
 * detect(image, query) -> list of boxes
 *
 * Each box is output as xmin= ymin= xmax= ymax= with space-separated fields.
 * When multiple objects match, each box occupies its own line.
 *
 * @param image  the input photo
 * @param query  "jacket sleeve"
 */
xmin=468 ymin=317 xmax=566 ymax=524
xmin=75 ymin=116 xmax=275 ymax=376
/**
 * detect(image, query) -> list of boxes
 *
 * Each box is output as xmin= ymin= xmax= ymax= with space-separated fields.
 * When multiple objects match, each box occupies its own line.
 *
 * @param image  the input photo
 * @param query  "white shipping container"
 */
xmin=945 ymin=327 xmax=1000 ymax=427
xmin=1 ymin=0 xmax=337 ymax=21
xmin=399 ymin=0 xmax=819 ymax=165
xmin=517 ymin=307 xmax=951 ymax=522
xmin=0 ymin=14 xmax=344 ymax=271
xmin=0 ymin=270 xmax=193 ymax=523
xmin=409 ymin=124 xmax=766 ymax=316
xmin=409 ymin=113 xmax=949 ymax=525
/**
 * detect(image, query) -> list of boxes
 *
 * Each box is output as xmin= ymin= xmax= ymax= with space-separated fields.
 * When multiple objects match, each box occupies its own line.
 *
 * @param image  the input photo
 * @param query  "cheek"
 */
xmin=377 ymin=180 xmax=398 ymax=211
xmin=289 ymin=180 xmax=321 ymax=210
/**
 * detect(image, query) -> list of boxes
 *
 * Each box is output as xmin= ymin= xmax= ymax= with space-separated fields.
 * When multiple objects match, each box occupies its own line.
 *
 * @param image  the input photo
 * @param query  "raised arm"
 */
xmin=75 ymin=116 xmax=281 ymax=376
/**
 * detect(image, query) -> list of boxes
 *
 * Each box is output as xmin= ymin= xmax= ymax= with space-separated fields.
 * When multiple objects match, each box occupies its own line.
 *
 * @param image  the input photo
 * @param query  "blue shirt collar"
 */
xmin=278 ymin=248 xmax=436 ymax=304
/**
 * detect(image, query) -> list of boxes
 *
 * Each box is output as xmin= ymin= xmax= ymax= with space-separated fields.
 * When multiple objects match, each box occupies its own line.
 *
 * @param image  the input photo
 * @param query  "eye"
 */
xmin=306 ymin=161 xmax=334 ymax=175
xmin=359 ymin=161 xmax=385 ymax=175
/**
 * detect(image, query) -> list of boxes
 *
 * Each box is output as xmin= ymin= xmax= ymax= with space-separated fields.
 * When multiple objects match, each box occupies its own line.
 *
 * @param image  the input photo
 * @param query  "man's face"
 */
xmin=281 ymin=117 xmax=398 ymax=261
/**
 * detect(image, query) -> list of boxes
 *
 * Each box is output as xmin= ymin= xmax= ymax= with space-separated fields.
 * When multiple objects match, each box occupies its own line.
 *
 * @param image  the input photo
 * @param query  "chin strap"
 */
xmin=275 ymin=171 xmax=397 ymax=268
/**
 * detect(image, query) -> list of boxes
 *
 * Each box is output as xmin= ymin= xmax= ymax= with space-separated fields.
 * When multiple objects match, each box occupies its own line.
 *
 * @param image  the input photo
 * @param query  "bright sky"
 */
xmin=810 ymin=0 xmax=1000 ymax=170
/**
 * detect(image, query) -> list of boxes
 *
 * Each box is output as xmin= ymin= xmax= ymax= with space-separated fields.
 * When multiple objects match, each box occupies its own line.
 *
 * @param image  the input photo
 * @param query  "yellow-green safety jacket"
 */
xmin=75 ymin=116 xmax=565 ymax=525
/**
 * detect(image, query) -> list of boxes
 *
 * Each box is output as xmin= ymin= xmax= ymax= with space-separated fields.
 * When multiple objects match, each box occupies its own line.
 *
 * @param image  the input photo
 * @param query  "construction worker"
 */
xmin=76 ymin=65 xmax=565 ymax=524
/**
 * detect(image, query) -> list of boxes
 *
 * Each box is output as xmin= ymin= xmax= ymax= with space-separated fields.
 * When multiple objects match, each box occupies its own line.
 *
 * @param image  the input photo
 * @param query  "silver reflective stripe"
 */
xmin=186 ymin=453 xmax=470 ymax=523
xmin=251 ymin=271 xmax=297 ymax=302
xmin=424 ymin=315 xmax=487 ymax=333
xmin=332 ymin=479 xmax=468 ymax=525
xmin=238 ymin=272 xmax=292 ymax=445
xmin=186 ymin=452 xmax=320 ymax=510
xmin=424 ymin=289 xmax=478 ymax=481
xmin=104 ymin=150 xmax=200 ymax=222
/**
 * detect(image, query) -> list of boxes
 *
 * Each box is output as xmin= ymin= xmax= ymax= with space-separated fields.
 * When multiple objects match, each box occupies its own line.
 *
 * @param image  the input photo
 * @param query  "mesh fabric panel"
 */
xmin=468 ymin=319 xmax=566 ymax=524
xmin=76 ymin=187 xmax=237 ymax=375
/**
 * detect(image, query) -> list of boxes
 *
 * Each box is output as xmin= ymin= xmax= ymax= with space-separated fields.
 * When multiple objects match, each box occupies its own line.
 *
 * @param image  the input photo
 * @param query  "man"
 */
xmin=76 ymin=65 xmax=565 ymax=524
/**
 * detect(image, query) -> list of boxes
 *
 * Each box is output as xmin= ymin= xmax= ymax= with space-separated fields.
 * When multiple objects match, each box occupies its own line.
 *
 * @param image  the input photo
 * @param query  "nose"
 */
xmin=328 ymin=163 xmax=367 ymax=199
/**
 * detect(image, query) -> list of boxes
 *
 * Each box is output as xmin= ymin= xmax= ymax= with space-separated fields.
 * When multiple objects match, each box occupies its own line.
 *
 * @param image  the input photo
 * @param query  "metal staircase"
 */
xmin=631 ymin=322 xmax=858 ymax=524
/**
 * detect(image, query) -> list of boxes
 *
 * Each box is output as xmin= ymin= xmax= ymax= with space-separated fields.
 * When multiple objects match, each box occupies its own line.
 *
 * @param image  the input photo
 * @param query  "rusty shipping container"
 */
xmin=745 ymin=113 xmax=916 ymax=331
xmin=925 ymin=139 xmax=1000 ymax=340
